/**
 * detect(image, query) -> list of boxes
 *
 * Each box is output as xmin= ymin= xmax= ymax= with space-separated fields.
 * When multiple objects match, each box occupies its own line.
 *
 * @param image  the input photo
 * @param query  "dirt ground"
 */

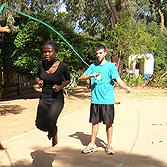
xmin=0 ymin=86 xmax=167 ymax=142
xmin=0 ymin=86 xmax=91 ymax=141
xmin=0 ymin=86 xmax=167 ymax=167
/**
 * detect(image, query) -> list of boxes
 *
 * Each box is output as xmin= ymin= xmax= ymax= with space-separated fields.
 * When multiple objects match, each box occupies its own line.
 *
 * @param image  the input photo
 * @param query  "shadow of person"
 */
xmin=69 ymin=132 xmax=106 ymax=149
xmin=31 ymin=150 xmax=56 ymax=167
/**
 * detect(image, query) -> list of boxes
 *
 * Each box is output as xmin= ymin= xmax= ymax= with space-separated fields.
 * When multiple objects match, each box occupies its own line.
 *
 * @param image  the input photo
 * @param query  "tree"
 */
xmin=1 ymin=0 xmax=166 ymax=82
xmin=106 ymin=12 xmax=157 ymax=73
xmin=2 ymin=11 xmax=97 ymax=77
xmin=147 ymin=22 xmax=167 ymax=75
xmin=154 ymin=34 xmax=167 ymax=74
xmin=1 ymin=1 xmax=100 ymax=81
xmin=148 ymin=0 xmax=166 ymax=35
xmin=63 ymin=0 xmax=166 ymax=74
xmin=13 ymin=20 xmax=49 ymax=77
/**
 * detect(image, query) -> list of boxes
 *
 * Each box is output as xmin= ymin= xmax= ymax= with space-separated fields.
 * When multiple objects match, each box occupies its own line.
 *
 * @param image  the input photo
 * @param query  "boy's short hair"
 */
xmin=95 ymin=44 xmax=106 ymax=52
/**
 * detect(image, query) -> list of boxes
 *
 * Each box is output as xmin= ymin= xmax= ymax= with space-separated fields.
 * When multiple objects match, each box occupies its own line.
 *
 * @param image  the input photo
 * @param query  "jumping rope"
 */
xmin=0 ymin=147 xmax=14 ymax=167
xmin=115 ymin=91 xmax=140 ymax=167
xmin=0 ymin=3 xmax=140 ymax=167
xmin=0 ymin=3 xmax=5 ymax=14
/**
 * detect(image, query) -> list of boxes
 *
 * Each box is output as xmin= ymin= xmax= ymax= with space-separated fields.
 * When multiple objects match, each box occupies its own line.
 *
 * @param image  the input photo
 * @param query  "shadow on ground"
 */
xmin=1 ymin=147 xmax=166 ymax=167
xmin=69 ymin=87 xmax=91 ymax=100
xmin=1 ymin=131 xmax=166 ymax=167
xmin=31 ymin=150 xmax=56 ymax=167
xmin=0 ymin=105 xmax=26 ymax=116
xmin=69 ymin=131 xmax=107 ymax=149
xmin=0 ymin=93 xmax=40 ymax=101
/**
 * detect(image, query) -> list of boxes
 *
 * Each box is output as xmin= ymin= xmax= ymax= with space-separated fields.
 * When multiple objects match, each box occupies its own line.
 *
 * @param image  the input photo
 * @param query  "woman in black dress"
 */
xmin=35 ymin=41 xmax=70 ymax=147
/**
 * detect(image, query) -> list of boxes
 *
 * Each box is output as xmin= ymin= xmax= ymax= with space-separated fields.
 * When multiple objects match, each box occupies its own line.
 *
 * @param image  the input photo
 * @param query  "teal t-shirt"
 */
xmin=84 ymin=61 xmax=120 ymax=104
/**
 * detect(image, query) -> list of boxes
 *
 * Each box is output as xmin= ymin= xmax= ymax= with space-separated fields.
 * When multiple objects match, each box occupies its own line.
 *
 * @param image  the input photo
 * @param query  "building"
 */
xmin=129 ymin=54 xmax=154 ymax=79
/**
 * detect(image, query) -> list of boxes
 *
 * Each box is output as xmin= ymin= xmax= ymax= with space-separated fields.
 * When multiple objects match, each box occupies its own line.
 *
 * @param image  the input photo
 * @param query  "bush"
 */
xmin=146 ymin=73 xmax=167 ymax=88
xmin=134 ymin=74 xmax=145 ymax=86
xmin=120 ymin=72 xmax=145 ymax=87
xmin=120 ymin=73 xmax=134 ymax=86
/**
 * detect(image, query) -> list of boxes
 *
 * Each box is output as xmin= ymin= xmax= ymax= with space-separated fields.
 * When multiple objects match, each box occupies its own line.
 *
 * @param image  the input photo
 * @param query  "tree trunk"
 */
xmin=149 ymin=0 xmax=164 ymax=35
xmin=111 ymin=50 xmax=124 ymax=74
xmin=107 ymin=0 xmax=119 ymax=21
xmin=118 ymin=58 xmax=124 ymax=74
xmin=158 ymin=8 xmax=164 ymax=35
xmin=111 ymin=50 xmax=118 ymax=65
xmin=117 ymin=51 xmax=124 ymax=74
xmin=120 ymin=0 xmax=126 ymax=13
xmin=102 ymin=0 xmax=115 ymax=28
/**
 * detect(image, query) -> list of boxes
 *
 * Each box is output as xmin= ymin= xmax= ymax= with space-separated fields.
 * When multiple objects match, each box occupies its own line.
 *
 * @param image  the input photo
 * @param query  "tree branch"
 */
xmin=107 ymin=0 xmax=119 ymax=21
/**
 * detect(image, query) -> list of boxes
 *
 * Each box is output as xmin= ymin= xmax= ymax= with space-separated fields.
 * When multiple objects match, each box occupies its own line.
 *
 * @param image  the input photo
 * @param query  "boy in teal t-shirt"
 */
xmin=80 ymin=44 xmax=131 ymax=155
xmin=85 ymin=61 xmax=119 ymax=104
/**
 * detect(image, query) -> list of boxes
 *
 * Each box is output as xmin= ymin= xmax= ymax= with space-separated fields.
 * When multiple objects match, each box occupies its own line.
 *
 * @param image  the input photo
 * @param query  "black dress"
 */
xmin=35 ymin=60 xmax=70 ymax=139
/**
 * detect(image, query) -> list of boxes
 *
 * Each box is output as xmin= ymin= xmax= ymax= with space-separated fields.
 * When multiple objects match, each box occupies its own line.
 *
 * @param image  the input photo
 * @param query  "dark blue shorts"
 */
xmin=89 ymin=104 xmax=115 ymax=124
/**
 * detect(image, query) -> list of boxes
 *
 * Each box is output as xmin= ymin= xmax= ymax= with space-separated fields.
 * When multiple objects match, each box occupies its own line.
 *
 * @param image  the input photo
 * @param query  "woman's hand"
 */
xmin=53 ymin=80 xmax=70 ymax=92
xmin=53 ymin=84 xmax=61 ymax=92
xmin=38 ymin=80 xmax=44 ymax=88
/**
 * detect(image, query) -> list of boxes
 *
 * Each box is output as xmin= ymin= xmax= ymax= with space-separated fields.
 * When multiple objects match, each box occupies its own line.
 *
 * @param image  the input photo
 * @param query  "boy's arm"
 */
xmin=115 ymin=77 xmax=131 ymax=93
xmin=80 ymin=73 xmax=99 ymax=80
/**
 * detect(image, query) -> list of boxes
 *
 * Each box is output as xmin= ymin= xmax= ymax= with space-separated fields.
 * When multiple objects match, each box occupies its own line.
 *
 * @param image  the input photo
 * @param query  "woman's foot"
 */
xmin=0 ymin=143 xmax=4 ymax=150
xmin=52 ymin=133 xmax=58 ymax=147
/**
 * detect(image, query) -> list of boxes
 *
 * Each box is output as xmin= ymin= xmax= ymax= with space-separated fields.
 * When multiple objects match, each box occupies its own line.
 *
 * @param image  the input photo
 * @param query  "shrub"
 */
xmin=120 ymin=72 xmax=145 ymax=87
xmin=146 ymin=73 xmax=167 ymax=88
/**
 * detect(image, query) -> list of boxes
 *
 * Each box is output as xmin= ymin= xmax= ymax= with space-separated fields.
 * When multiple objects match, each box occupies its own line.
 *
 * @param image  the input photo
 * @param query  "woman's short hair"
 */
xmin=43 ymin=41 xmax=60 ymax=53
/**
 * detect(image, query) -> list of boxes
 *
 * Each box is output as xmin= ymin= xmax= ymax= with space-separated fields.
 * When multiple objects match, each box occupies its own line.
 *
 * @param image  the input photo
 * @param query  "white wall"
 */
xmin=129 ymin=54 xmax=154 ymax=78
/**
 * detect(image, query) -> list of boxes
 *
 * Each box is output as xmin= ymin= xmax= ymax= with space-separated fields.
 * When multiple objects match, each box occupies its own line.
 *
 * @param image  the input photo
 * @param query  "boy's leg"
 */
xmin=105 ymin=124 xmax=114 ymax=155
xmin=82 ymin=123 xmax=99 ymax=154
xmin=106 ymin=124 xmax=113 ymax=145
xmin=90 ymin=123 xmax=99 ymax=145
xmin=82 ymin=104 xmax=100 ymax=154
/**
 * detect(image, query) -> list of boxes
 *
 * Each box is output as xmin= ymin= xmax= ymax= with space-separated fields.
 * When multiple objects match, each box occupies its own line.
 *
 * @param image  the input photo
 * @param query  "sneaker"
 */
xmin=105 ymin=145 xmax=114 ymax=155
xmin=82 ymin=143 xmax=98 ymax=154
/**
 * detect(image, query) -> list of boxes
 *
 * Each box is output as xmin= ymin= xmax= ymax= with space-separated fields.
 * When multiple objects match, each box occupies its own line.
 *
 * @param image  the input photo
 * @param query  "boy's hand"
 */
xmin=91 ymin=73 xmax=99 ymax=78
xmin=126 ymin=87 xmax=132 ymax=93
